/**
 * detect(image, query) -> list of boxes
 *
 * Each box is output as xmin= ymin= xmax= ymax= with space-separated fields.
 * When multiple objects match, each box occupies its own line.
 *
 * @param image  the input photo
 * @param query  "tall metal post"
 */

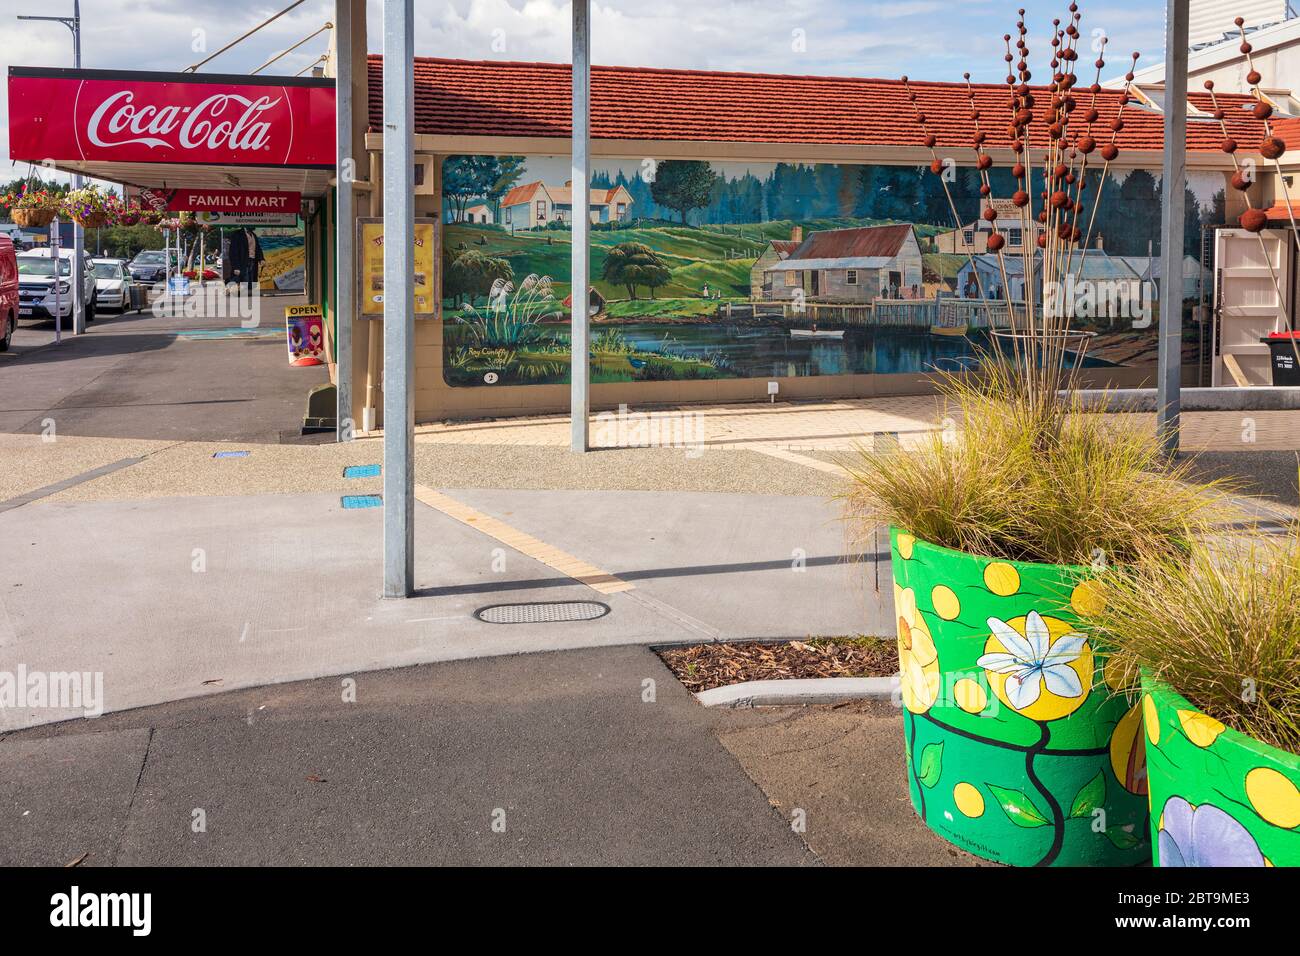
xmin=334 ymin=0 xmax=355 ymax=441
xmin=570 ymin=0 xmax=591 ymax=452
xmin=18 ymin=1 xmax=84 ymax=333
xmin=69 ymin=1 xmax=85 ymax=334
xmin=1156 ymin=0 xmax=1190 ymax=455
xmin=381 ymin=0 xmax=415 ymax=597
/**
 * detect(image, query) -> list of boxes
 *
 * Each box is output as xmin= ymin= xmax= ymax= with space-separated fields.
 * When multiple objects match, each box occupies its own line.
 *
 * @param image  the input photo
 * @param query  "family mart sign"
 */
xmin=139 ymin=187 xmax=301 ymax=213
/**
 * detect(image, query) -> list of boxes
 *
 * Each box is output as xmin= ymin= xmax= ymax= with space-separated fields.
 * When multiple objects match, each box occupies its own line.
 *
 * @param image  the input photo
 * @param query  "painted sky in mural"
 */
xmin=441 ymin=155 xmax=1226 ymax=388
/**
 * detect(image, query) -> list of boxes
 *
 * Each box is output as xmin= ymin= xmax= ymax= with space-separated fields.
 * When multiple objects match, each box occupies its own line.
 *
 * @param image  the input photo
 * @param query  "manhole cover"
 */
xmin=475 ymin=601 xmax=610 ymax=624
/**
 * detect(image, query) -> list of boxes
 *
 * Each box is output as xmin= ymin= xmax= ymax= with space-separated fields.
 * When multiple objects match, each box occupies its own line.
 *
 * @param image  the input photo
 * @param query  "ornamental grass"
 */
xmin=841 ymin=360 xmax=1236 ymax=567
xmin=1081 ymin=527 xmax=1300 ymax=752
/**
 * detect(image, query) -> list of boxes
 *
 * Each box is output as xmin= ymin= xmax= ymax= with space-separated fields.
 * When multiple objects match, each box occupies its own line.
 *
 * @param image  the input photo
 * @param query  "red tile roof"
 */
xmin=788 ymin=224 xmax=914 ymax=261
xmin=499 ymin=180 xmax=629 ymax=207
xmin=367 ymin=55 xmax=1271 ymax=154
xmin=769 ymin=240 xmax=800 ymax=256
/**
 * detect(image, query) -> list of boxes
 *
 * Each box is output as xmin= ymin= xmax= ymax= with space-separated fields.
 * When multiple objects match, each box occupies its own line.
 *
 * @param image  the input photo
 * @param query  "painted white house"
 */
xmin=499 ymin=180 xmax=634 ymax=229
xmin=463 ymin=203 xmax=493 ymax=224
xmin=763 ymin=224 xmax=924 ymax=302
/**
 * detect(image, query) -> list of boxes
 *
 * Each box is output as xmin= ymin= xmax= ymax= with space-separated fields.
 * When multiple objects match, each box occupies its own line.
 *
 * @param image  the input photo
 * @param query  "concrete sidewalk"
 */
xmin=0 ymin=646 xmax=816 ymax=866
xmin=0 ymin=487 xmax=883 ymax=730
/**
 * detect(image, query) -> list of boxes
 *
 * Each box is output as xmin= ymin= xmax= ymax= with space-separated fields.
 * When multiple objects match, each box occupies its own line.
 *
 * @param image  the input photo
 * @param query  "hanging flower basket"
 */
xmin=890 ymin=529 xmax=1150 ymax=866
xmin=72 ymin=210 xmax=111 ymax=229
xmin=10 ymin=206 xmax=56 ymax=228
xmin=61 ymin=184 xmax=118 ymax=230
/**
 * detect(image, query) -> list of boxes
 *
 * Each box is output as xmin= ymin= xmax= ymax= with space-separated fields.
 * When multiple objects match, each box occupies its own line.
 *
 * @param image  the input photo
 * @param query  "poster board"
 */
xmin=357 ymin=217 xmax=436 ymax=318
xmin=286 ymin=303 xmax=325 ymax=366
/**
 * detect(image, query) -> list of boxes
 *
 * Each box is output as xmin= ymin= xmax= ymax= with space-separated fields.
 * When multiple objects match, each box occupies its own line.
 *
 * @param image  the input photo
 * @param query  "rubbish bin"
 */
xmin=1261 ymin=332 xmax=1300 ymax=386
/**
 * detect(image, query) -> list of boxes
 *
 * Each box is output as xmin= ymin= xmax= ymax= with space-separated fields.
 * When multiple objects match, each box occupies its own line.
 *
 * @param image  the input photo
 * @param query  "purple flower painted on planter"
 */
xmin=1158 ymin=796 xmax=1265 ymax=867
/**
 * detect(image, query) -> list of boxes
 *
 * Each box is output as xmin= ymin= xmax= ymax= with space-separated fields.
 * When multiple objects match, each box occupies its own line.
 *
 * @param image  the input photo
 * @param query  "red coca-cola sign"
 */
xmin=8 ymin=67 xmax=334 ymax=167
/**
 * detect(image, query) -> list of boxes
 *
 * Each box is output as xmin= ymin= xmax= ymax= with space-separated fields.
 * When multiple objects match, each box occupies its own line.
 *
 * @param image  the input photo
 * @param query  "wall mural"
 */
xmin=441 ymin=155 xmax=1225 ymax=387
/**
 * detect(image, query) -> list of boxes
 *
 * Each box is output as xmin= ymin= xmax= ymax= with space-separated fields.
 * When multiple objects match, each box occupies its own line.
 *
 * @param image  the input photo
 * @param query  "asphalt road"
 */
xmin=0 ymin=646 xmax=816 ymax=866
xmin=0 ymin=292 xmax=324 ymax=442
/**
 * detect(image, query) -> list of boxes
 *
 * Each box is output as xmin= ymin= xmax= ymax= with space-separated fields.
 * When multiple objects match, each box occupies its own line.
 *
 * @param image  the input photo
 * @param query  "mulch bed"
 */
xmin=657 ymin=638 xmax=897 ymax=694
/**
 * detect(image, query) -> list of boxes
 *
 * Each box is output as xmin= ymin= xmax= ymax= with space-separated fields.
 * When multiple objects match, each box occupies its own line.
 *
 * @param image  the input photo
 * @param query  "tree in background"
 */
xmin=601 ymin=242 xmax=671 ymax=299
xmin=95 ymin=224 xmax=164 ymax=259
xmin=487 ymin=156 xmax=527 ymax=217
xmin=650 ymin=160 xmax=715 ymax=225
xmin=444 ymin=248 xmax=512 ymax=307
xmin=443 ymin=155 xmax=526 ymax=223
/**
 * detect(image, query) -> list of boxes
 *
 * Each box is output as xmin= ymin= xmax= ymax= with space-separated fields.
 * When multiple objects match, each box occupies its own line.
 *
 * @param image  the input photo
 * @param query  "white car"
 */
xmin=90 ymin=258 xmax=134 ymax=312
xmin=16 ymin=249 xmax=97 ymax=325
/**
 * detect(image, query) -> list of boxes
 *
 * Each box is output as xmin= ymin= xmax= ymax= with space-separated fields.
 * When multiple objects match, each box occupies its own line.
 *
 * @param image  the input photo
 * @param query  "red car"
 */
xmin=0 ymin=235 xmax=18 ymax=351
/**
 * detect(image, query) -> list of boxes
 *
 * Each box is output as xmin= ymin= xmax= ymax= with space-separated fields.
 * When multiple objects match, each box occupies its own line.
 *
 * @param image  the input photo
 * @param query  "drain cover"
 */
xmin=475 ymin=600 xmax=610 ymax=625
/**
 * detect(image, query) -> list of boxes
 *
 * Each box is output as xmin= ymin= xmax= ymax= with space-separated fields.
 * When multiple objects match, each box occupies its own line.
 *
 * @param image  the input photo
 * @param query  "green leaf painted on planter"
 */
xmin=918 ymin=741 xmax=943 ymax=788
xmin=1069 ymin=771 xmax=1106 ymax=820
xmin=1104 ymin=826 xmax=1142 ymax=850
xmin=988 ymin=784 xmax=1050 ymax=828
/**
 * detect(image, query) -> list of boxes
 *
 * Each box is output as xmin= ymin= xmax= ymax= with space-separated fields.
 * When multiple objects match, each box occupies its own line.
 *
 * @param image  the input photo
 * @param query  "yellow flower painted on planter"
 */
xmin=895 ymin=585 xmax=941 ymax=714
xmin=977 ymin=610 xmax=1094 ymax=722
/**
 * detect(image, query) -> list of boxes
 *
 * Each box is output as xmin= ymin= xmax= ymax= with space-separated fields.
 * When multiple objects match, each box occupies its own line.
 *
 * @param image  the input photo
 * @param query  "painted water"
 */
xmin=613 ymin=323 xmax=1111 ymax=378
xmin=443 ymin=320 xmax=1111 ymax=387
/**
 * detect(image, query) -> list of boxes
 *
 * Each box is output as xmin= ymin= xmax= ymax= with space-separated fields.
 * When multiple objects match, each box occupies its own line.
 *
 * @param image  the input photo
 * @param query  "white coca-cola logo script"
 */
xmin=85 ymin=90 xmax=285 ymax=154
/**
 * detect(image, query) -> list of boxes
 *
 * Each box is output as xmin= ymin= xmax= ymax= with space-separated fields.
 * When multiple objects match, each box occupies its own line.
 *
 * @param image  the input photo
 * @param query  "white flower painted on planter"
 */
xmin=977 ymin=611 xmax=1088 ymax=712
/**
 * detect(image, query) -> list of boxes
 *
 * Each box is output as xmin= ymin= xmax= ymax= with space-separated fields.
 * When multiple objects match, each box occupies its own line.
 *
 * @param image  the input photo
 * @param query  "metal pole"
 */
xmin=334 ymin=0 xmax=354 ymax=441
xmin=70 ymin=2 xmax=86 ymax=334
xmin=381 ymin=0 xmax=414 ymax=598
xmin=1156 ymin=0 xmax=1189 ymax=455
xmin=51 ymin=219 xmax=62 ymax=345
xmin=570 ymin=0 xmax=591 ymax=452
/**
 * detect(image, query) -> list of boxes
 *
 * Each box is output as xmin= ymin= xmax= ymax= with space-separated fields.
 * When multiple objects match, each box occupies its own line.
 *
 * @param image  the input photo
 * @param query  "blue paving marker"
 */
xmin=341 ymin=494 xmax=383 ymax=509
xmin=343 ymin=464 xmax=381 ymax=479
xmin=213 ymin=450 xmax=251 ymax=459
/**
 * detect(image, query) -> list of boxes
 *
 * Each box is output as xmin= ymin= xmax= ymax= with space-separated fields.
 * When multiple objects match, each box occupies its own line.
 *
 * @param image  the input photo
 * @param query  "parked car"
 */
xmin=128 ymin=250 xmax=169 ymax=285
xmin=0 ymin=235 xmax=17 ymax=351
xmin=16 ymin=248 xmax=97 ymax=326
xmin=90 ymin=257 xmax=135 ymax=312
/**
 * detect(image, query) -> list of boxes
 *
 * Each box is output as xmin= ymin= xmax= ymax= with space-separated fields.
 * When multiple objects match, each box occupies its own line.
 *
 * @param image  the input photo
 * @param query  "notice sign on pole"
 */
xmin=357 ymin=217 xmax=436 ymax=318
xmin=286 ymin=303 xmax=325 ymax=366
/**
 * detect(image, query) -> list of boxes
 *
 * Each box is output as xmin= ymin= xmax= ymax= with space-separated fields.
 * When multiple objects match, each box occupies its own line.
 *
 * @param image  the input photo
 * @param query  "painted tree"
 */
xmin=444 ymin=248 xmax=512 ymax=307
xmin=600 ymin=242 xmax=672 ymax=299
xmin=650 ymin=160 xmax=715 ymax=225
xmin=442 ymin=155 xmax=524 ymax=223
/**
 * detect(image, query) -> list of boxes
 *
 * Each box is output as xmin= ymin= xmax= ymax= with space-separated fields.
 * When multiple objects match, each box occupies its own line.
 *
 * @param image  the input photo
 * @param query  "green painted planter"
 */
xmin=1141 ymin=675 xmax=1300 ymax=866
xmin=889 ymin=528 xmax=1150 ymax=866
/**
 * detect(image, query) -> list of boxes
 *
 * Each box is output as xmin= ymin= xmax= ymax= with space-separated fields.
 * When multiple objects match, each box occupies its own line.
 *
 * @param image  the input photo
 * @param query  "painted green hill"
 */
xmin=444 ymin=216 xmax=944 ymax=308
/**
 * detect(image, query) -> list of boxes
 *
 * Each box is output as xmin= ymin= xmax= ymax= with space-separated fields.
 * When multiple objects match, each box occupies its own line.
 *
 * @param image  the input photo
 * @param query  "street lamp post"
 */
xmin=18 ymin=1 xmax=86 ymax=337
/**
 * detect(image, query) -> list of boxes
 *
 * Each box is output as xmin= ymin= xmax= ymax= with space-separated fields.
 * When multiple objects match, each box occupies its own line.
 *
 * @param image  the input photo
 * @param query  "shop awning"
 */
xmin=7 ymin=67 xmax=336 ymax=197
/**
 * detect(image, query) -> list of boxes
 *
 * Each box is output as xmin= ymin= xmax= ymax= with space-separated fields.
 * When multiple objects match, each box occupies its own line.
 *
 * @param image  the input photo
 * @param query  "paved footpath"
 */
xmin=0 ymin=646 xmax=815 ymax=866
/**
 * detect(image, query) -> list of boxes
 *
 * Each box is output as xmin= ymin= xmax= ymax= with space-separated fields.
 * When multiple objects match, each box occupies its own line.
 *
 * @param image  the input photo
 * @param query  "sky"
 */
xmin=0 ymin=0 xmax=1170 ymax=185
